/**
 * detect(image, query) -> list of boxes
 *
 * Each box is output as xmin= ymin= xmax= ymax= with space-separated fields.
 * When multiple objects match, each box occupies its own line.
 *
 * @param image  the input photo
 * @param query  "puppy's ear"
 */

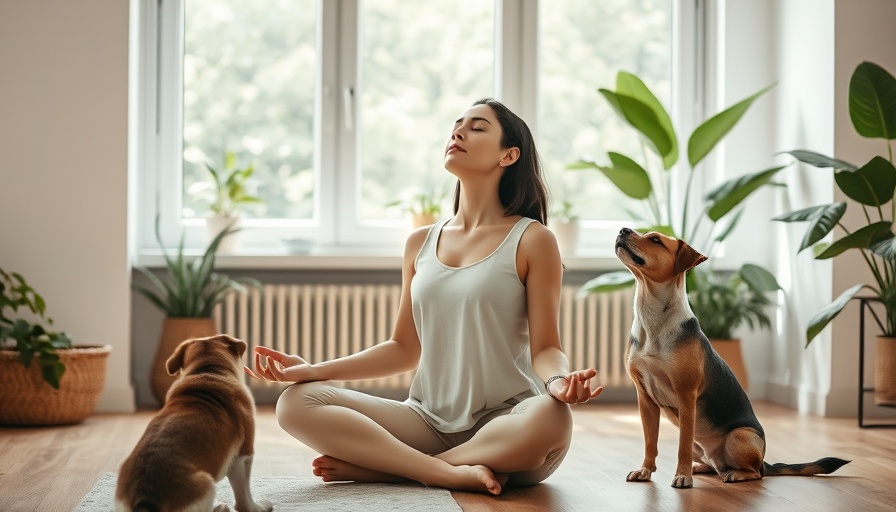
xmin=674 ymin=240 xmax=707 ymax=275
xmin=229 ymin=338 xmax=248 ymax=358
xmin=166 ymin=339 xmax=191 ymax=375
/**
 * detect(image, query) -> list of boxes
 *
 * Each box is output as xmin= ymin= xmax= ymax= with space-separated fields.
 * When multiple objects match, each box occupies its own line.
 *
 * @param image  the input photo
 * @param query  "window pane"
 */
xmin=538 ymin=0 xmax=672 ymax=222
xmin=358 ymin=0 xmax=495 ymax=221
xmin=181 ymin=0 xmax=317 ymax=220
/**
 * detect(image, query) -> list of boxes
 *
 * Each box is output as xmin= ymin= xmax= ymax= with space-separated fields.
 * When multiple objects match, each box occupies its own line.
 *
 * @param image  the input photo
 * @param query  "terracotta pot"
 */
xmin=150 ymin=317 xmax=218 ymax=404
xmin=875 ymin=336 xmax=896 ymax=406
xmin=0 ymin=345 xmax=112 ymax=425
xmin=709 ymin=338 xmax=748 ymax=392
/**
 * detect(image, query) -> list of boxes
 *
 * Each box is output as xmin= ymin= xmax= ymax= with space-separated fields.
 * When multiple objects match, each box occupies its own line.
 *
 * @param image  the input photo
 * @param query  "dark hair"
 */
xmin=452 ymin=98 xmax=550 ymax=225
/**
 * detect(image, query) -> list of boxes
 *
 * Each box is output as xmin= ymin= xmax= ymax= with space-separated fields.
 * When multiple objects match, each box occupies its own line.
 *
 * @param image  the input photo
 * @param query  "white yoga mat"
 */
xmin=77 ymin=472 xmax=461 ymax=512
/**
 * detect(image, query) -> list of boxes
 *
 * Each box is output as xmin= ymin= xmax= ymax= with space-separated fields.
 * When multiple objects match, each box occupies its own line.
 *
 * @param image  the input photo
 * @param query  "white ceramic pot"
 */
xmin=551 ymin=220 xmax=580 ymax=257
xmin=206 ymin=215 xmax=240 ymax=254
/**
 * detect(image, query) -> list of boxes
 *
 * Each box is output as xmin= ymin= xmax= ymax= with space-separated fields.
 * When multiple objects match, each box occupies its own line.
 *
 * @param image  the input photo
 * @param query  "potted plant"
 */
xmin=134 ymin=218 xmax=260 ymax=404
xmin=686 ymin=267 xmax=778 ymax=391
xmin=571 ymin=71 xmax=784 ymax=379
xmin=386 ymin=186 xmax=447 ymax=228
xmin=774 ymin=61 xmax=896 ymax=405
xmin=550 ymin=199 xmax=580 ymax=257
xmin=0 ymin=267 xmax=111 ymax=425
xmin=187 ymin=151 xmax=264 ymax=253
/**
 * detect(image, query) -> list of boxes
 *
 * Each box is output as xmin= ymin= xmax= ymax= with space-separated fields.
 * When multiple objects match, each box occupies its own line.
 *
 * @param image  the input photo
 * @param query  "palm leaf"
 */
xmin=616 ymin=71 xmax=678 ymax=169
xmin=713 ymin=208 xmax=744 ymax=243
xmin=739 ymin=264 xmax=782 ymax=292
xmin=688 ymin=83 xmax=775 ymax=168
xmin=833 ymin=156 xmax=896 ymax=206
xmin=577 ymin=271 xmax=635 ymax=297
xmin=815 ymin=221 xmax=892 ymax=259
xmin=871 ymin=232 xmax=896 ymax=261
xmin=849 ymin=61 xmax=896 ymax=140
xmin=806 ymin=284 xmax=867 ymax=345
xmin=782 ymin=150 xmax=857 ymax=171
xmin=599 ymin=89 xmax=673 ymax=160
xmin=773 ymin=203 xmax=847 ymax=253
xmin=704 ymin=166 xmax=786 ymax=221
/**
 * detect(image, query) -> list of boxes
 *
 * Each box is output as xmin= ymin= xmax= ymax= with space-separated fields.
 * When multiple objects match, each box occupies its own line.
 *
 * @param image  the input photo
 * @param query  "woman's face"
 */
xmin=444 ymin=104 xmax=518 ymax=175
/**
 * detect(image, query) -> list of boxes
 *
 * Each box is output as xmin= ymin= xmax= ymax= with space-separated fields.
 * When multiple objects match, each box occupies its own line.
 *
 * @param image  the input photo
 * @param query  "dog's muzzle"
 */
xmin=616 ymin=228 xmax=645 ymax=265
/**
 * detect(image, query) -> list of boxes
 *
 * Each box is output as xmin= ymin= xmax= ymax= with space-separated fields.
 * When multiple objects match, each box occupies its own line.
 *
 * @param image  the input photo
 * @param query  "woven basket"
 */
xmin=0 ymin=345 xmax=112 ymax=426
xmin=875 ymin=336 xmax=896 ymax=406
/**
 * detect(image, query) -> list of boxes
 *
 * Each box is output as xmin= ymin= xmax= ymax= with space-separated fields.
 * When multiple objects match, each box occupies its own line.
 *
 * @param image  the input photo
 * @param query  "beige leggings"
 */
xmin=276 ymin=381 xmax=572 ymax=486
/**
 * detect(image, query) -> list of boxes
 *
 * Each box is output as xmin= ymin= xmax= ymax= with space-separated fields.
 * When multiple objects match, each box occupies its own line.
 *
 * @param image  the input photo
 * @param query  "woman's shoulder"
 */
xmin=518 ymin=219 xmax=560 ymax=256
xmin=403 ymin=223 xmax=437 ymax=262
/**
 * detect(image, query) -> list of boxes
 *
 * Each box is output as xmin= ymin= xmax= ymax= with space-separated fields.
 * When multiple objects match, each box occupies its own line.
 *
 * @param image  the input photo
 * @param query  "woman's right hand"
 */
xmin=244 ymin=345 xmax=314 ymax=383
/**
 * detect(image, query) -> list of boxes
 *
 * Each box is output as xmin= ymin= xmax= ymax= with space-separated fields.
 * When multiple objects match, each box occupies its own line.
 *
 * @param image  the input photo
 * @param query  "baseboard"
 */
xmin=764 ymin=379 xmax=865 ymax=417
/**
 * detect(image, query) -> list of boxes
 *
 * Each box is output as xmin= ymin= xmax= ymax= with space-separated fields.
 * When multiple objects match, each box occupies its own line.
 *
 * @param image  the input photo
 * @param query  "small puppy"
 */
xmin=116 ymin=334 xmax=272 ymax=511
xmin=615 ymin=227 xmax=849 ymax=488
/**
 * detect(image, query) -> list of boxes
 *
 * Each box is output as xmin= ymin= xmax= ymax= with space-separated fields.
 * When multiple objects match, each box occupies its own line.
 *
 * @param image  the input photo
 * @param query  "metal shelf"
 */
xmin=857 ymin=297 xmax=896 ymax=428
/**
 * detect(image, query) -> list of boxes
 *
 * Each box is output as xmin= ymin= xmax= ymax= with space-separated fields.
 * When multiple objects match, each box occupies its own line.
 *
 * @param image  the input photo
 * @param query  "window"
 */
xmin=138 ymin=0 xmax=694 ymax=257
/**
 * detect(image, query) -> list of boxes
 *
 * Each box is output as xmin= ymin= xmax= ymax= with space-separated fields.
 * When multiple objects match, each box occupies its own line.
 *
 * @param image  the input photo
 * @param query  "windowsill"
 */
xmin=134 ymin=246 xmax=623 ymax=272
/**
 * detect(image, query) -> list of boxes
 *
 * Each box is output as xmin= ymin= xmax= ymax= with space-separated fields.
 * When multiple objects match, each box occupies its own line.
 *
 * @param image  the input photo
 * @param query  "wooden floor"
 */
xmin=1 ymin=401 xmax=895 ymax=511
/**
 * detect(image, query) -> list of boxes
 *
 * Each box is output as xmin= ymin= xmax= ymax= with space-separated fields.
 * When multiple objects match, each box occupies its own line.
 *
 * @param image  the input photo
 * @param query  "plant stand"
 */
xmin=857 ymin=297 xmax=896 ymax=428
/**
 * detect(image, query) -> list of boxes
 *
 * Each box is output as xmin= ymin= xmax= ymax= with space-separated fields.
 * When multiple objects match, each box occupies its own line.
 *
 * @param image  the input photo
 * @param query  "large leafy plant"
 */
xmin=573 ymin=71 xmax=783 ymax=336
xmin=774 ymin=61 xmax=896 ymax=344
xmin=134 ymin=218 xmax=260 ymax=318
xmin=0 ymin=268 xmax=72 ymax=389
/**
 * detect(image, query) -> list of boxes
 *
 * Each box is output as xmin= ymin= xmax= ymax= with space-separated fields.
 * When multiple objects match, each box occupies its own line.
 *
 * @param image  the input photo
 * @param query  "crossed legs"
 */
xmin=275 ymin=382 xmax=572 ymax=494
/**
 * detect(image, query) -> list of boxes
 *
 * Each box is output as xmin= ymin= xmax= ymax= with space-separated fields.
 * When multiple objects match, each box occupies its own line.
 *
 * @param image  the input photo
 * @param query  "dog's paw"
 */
xmin=626 ymin=467 xmax=653 ymax=482
xmin=213 ymin=503 xmax=232 ymax=512
xmin=671 ymin=474 xmax=693 ymax=488
xmin=723 ymin=469 xmax=762 ymax=483
xmin=692 ymin=462 xmax=715 ymax=474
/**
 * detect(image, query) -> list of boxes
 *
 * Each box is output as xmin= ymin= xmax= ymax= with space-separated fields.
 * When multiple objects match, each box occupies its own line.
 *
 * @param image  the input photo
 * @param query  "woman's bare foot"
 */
xmin=450 ymin=464 xmax=506 ymax=495
xmin=312 ymin=455 xmax=406 ymax=483
xmin=311 ymin=456 xmax=506 ymax=495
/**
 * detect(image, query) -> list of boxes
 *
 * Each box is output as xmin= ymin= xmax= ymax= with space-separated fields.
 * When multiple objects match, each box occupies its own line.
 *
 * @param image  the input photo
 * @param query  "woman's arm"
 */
xmin=247 ymin=227 xmax=428 ymax=383
xmin=519 ymin=223 xmax=603 ymax=404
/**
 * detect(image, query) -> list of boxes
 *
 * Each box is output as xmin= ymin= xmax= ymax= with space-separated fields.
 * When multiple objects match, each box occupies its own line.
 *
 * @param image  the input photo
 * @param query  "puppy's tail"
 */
xmin=762 ymin=457 xmax=850 ymax=476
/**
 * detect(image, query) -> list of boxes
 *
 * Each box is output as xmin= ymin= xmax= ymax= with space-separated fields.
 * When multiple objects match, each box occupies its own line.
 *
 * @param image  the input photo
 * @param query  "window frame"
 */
xmin=135 ymin=0 xmax=707 ymax=263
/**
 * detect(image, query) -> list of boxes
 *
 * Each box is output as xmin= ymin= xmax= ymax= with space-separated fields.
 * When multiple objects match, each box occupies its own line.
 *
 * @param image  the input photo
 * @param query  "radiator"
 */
xmin=215 ymin=284 xmax=635 ymax=394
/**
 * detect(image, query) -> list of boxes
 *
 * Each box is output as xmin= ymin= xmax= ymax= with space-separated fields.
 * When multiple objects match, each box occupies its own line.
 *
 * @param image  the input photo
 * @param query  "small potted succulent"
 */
xmin=187 ymin=151 xmax=264 ymax=253
xmin=0 ymin=267 xmax=111 ymax=425
xmin=386 ymin=186 xmax=447 ymax=228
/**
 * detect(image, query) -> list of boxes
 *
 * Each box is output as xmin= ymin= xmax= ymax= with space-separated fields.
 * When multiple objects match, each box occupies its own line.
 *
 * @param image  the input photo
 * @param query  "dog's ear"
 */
xmin=229 ymin=338 xmax=248 ymax=358
xmin=674 ymin=240 xmax=707 ymax=275
xmin=166 ymin=339 xmax=191 ymax=375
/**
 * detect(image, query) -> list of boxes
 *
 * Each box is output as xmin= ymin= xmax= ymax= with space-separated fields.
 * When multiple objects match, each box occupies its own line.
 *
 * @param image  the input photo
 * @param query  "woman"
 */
xmin=246 ymin=98 xmax=602 ymax=495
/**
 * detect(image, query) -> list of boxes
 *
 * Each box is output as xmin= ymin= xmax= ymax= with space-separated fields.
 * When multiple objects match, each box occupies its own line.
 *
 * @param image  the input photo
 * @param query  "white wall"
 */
xmin=767 ymin=0 xmax=837 ymax=414
xmin=0 ymin=0 xmax=134 ymax=412
xmin=717 ymin=0 xmax=779 ymax=401
xmin=764 ymin=0 xmax=896 ymax=416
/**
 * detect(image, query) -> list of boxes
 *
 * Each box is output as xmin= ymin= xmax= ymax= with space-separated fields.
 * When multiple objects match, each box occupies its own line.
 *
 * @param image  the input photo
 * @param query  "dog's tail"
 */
xmin=762 ymin=457 xmax=850 ymax=476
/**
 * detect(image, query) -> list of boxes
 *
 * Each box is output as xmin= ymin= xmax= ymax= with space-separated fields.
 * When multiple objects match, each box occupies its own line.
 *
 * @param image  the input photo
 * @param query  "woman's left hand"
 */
xmin=548 ymin=368 xmax=603 ymax=405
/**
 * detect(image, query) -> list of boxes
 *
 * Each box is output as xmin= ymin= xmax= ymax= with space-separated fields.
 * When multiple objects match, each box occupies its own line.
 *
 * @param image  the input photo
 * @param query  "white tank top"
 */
xmin=405 ymin=217 xmax=543 ymax=433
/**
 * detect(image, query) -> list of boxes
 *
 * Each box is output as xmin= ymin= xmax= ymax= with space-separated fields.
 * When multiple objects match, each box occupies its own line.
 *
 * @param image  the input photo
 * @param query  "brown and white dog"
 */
xmin=115 ymin=334 xmax=273 ymax=511
xmin=615 ymin=227 xmax=849 ymax=488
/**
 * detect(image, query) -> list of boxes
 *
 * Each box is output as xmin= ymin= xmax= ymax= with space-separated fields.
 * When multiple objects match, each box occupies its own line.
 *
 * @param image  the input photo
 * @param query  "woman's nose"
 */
xmin=451 ymin=129 xmax=464 ymax=141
